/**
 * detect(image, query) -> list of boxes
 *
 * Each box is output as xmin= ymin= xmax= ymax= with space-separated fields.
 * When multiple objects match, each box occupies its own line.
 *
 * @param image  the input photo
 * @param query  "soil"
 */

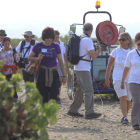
xmin=47 ymin=86 xmax=140 ymax=140
xmin=19 ymin=83 xmax=140 ymax=140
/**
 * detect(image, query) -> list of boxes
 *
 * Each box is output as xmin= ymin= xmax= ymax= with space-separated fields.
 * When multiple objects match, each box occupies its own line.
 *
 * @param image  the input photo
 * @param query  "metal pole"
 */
xmin=83 ymin=11 xmax=112 ymax=24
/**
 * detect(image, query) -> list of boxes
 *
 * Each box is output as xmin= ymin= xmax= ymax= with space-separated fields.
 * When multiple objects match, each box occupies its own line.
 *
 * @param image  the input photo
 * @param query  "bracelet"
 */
xmin=121 ymin=82 xmax=124 ymax=83
xmin=62 ymin=76 xmax=66 ymax=77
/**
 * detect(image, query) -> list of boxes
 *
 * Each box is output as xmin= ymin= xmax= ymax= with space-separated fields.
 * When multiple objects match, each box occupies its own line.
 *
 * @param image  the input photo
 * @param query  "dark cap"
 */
xmin=0 ymin=29 xmax=7 ymax=36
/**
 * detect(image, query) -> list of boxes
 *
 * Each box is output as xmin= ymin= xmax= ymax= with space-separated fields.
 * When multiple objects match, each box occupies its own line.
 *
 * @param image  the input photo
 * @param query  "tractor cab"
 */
xmin=67 ymin=0 xmax=126 ymax=100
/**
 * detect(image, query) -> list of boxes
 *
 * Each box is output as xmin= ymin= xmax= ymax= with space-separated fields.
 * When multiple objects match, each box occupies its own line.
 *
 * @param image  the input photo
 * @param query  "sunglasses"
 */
xmin=45 ymin=37 xmax=53 ymax=39
xmin=24 ymin=36 xmax=29 ymax=38
xmin=119 ymin=38 xmax=127 ymax=42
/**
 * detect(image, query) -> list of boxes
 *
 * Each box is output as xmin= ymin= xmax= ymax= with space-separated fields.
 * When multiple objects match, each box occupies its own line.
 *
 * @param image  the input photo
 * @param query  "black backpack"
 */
xmin=20 ymin=39 xmax=35 ymax=53
xmin=66 ymin=34 xmax=91 ymax=65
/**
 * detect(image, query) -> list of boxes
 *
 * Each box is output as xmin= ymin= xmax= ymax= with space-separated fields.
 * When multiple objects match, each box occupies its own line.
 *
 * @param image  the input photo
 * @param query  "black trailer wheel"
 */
xmin=67 ymin=67 xmax=77 ymax=100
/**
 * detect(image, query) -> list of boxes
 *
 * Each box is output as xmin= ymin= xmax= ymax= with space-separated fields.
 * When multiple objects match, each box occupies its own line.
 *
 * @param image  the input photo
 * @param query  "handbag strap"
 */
xmin=23 ymin=43 xmax=32 ymax=58
xmin=136 ymin=49 xmax=140 ymax=57
xmin=40 ymin=45 xmax=42 ymax=54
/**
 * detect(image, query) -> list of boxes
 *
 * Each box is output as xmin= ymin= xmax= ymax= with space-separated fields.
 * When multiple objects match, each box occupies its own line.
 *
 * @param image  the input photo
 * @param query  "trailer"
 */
xmin=67 ymin=0 xmax=126 ymax=100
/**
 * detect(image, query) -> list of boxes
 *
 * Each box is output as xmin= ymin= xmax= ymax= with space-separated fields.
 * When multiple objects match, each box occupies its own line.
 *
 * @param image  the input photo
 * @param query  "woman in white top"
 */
xmin=121 ymin=32 xmax=140 ymax=130
xmin=105 ymin=32 xmax=134 ymax=125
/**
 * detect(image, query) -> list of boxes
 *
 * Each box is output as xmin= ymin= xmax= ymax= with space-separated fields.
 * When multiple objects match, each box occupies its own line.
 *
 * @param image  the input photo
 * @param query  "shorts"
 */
xmin=113 ymin=80 xmax=131 ymax=101
xmin=58 ymin=63 xmax=63 ymax=76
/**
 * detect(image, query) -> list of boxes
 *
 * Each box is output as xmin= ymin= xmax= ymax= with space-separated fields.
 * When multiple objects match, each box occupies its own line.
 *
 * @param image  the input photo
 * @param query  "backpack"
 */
xmin=20 ymin=39 xmax=35 ymax=53
xmin=66 ymin=34 xmax=91 ymax=65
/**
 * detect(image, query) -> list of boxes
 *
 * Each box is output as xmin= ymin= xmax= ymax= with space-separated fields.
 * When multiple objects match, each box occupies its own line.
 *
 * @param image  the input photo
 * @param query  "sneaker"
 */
xmin=57 ymin=97 xmax=61 ymax=104
xmin=122 ymin=118 xmax=129 ymax=125
xmin=85 ymin=112 xmax=102 ymax=119
xmin=121 ymin=117 xmax=124 ymax=123
xmin=67 ymin=112 xmax=84 ymax=117
xmin=133 ymin=125 xmax=140 ymax=130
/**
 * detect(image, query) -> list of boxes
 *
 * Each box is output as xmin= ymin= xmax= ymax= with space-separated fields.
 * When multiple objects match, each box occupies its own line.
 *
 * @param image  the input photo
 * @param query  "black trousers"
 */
xmin=5 ymin=74 xmax=18 ymax=99
xmin=22 ymin=69 xmax=34 ymax=82
xmin=36 ymin=70 xmax=60 ymax=103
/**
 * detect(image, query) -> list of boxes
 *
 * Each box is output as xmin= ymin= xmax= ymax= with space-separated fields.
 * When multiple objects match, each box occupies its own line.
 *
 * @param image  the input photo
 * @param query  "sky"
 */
xmin=1 ymin=0 xmax=140 ymax=39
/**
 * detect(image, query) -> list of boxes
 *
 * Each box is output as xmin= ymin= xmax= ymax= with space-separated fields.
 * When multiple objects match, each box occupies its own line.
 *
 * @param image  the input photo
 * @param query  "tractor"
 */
xmin=67 ymin=0 xmax=126 ymax=100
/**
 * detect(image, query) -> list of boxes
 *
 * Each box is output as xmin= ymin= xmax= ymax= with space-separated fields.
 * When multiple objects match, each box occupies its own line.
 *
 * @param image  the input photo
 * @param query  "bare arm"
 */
xmin=88 ymin=46 xmax=101 ymax=59
xmin=57 ymin=54 xmax=67 ymax=85
xmin=64 ymin=53 xmax=68 ymax=66
xmin=105 ymin=56 xmax=115 ymax=87
xmin=57 ymin=54 xmax=65 ymax=76
xmin=120 ymin=67 xmax=131 ymax=89
xmin=28 ymin=51 xmax=43 ymax=62
xmin=121 ymin=67 xmax=131 ymax=83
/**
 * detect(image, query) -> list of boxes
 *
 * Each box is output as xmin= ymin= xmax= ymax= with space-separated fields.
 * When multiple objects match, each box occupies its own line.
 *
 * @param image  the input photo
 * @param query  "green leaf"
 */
xmin=0 ymin=126 xmax=5 ymax=136
xmin=0 ymin=70 xmax=58 ymax=139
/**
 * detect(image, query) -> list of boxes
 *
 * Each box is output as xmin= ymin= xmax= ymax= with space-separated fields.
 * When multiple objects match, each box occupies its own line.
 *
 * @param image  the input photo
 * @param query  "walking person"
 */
xmin=105 ymin=32 xmax=134 ymax=125
xmin=54 ymin=30 xmax=69 ymax=104
xmin=0 ymin=37 xmax=20 ymax=99
xmin=16 ymin=31 xmax=38 ymax=82
xmin=28 ymin=27 xmax=66 ymax=103
xmin=121 ymin=32 xmax=140 ymax=130
xmin=68 ymin=23 xmax=102 ymax=119
xmin=0 ymin=29 xmax=7 ymax=50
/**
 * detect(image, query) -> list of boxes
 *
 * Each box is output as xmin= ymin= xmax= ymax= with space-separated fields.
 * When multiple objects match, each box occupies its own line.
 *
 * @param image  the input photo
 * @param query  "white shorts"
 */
xmin=113 ymin=80 xmax=131 ymax=101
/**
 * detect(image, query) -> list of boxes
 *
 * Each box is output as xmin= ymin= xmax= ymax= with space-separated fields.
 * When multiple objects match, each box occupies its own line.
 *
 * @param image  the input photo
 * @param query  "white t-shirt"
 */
xmin=16 ymin=40 xmax=38 ymax=58
xmin=74 ymin=34 xmax=94 ymax=71
xmin=56 ymin=41 xmax=65 ymax=63
xmin=110 ymin=47 xmax=132 ymax=83
xmin=125 ymin=49 xmax=140 ymax=84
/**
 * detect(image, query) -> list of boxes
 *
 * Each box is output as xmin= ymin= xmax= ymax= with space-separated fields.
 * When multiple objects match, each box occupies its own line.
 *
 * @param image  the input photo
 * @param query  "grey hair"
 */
xmin=83 ymin=23 xmax=93 ymax=31
xmin=119 ymin=32 xmax=135 ymax=49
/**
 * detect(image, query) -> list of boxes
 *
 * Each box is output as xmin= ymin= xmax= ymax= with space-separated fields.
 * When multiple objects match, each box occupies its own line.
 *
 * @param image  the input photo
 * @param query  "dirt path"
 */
xmin=47 ymin=86 xmax=140 ymax=140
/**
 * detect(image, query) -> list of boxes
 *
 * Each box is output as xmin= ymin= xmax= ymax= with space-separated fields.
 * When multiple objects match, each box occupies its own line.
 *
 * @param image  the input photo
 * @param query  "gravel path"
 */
xmin=47 ymin=86 xmax=140 ymax=140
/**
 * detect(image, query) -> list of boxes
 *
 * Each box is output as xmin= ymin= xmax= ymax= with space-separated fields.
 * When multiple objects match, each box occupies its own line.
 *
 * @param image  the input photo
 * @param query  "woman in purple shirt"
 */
xmin=28 ymin=27 xmax=66 ymax=103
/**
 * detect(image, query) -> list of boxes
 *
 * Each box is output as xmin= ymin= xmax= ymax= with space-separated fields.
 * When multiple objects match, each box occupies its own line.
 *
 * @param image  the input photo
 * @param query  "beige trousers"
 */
xmin=68 ymin=71 xmax=94 ymax=115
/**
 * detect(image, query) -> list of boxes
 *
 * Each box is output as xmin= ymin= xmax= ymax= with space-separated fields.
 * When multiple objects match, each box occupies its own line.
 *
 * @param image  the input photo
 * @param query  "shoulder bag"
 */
xmin=24 ymin=46 xmax=42 ymax=76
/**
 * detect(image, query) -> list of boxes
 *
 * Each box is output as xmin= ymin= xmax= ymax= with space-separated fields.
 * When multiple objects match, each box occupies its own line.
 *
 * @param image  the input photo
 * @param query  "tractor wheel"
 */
xmin=67 ymin=67 xmax=77 ymax=100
